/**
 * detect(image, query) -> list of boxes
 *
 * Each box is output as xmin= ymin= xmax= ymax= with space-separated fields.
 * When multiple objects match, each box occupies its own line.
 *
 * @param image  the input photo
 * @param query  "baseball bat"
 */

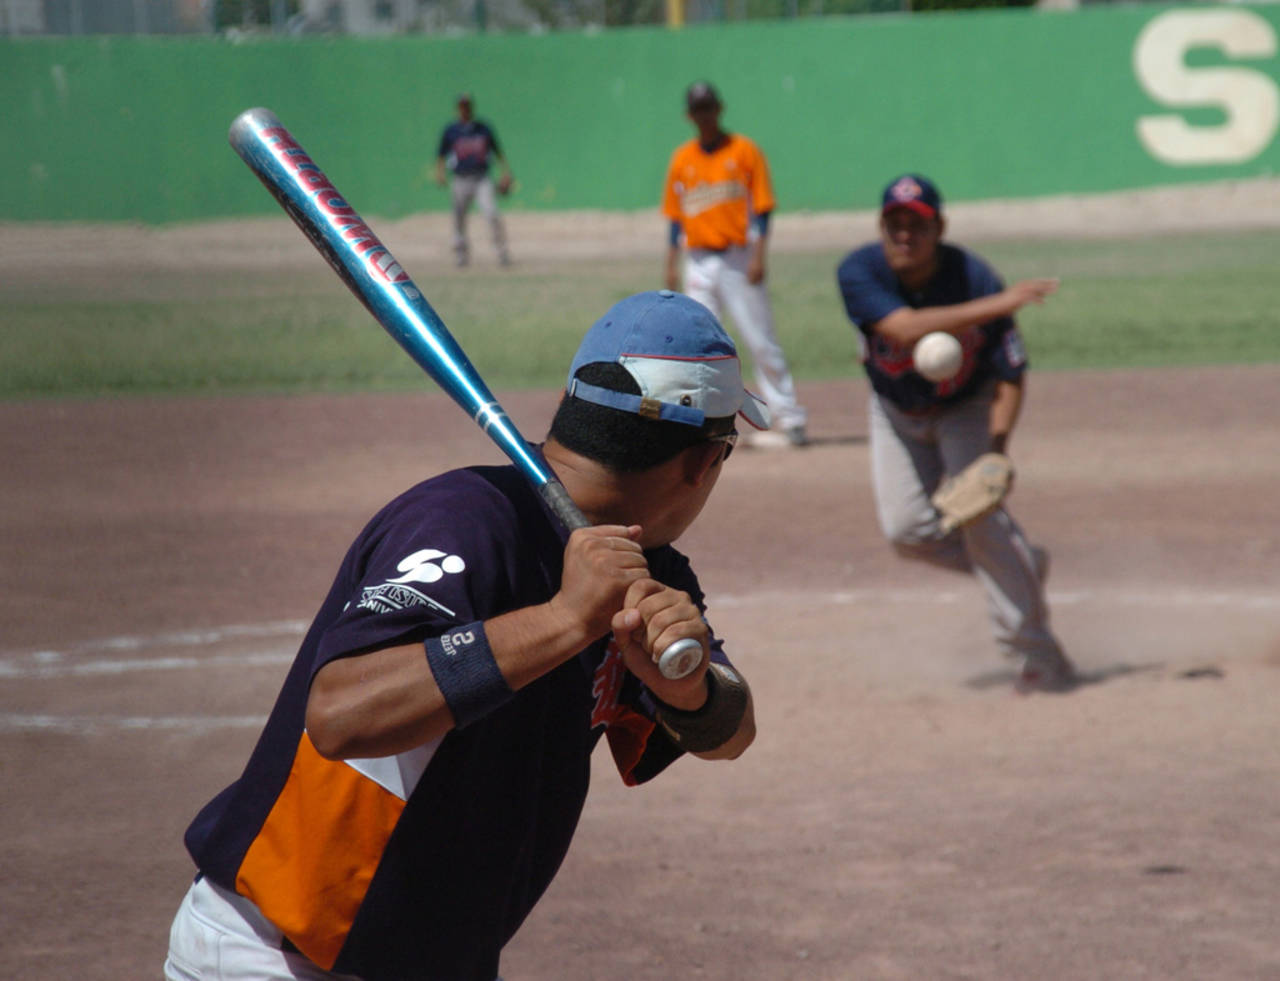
xmin=228 ymin=107 xmax=701 ymax=681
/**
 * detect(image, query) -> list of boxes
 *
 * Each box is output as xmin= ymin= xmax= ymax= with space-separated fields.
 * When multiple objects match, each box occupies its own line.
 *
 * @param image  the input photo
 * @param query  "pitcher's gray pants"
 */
xmin=867 ymin=387 xmax=1063 ymax=663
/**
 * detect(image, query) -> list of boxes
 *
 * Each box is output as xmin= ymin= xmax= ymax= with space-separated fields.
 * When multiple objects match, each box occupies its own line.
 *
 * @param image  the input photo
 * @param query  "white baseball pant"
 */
xmin=867 ymin=385 xmax=1064 ymax=663
xmin=682 ymin=245 xmax=806 ymax=432
xmin=163 ymin=876 xmax=362 ymax=981
xmin=450 ymin=174 xmax=508 ymax=264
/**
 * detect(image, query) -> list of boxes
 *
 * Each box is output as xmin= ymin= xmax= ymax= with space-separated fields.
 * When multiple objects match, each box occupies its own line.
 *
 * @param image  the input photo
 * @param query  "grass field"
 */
xmin=4 ymin=228 xmax=1279 ymax=400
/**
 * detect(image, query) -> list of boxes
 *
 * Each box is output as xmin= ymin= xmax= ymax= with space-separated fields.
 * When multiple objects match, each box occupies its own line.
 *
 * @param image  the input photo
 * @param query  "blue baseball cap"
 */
xmin=567 ymin=290 xmax=769 ymax=431
xmin=881 ymin=174 xmax=943 ymax=219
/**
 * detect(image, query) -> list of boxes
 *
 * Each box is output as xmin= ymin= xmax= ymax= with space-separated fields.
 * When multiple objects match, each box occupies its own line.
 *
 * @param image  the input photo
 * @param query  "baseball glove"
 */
xmin=931 ymin=452 xmax=1014 ymax=534
xmin=496 ymin=173 xmax=513 ymax=196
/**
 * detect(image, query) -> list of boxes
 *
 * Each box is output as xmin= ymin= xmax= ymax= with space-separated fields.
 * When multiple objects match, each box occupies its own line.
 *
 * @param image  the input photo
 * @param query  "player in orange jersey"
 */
xmin=662 ymin=81 xmax=809 ymax=448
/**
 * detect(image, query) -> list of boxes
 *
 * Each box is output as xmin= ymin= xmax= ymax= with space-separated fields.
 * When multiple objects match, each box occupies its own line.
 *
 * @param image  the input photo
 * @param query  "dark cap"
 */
xmin=881 ymin=174 xmax=943 ymax=220
xmin=456 ymin=92 xmax=473 ymax=105
xmin=685 ymin=81 xmax=721 ymax=111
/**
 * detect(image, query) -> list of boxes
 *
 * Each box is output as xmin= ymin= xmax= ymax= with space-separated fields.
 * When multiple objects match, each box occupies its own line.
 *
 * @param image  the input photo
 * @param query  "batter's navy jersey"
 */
xmin=837 ymin=242 xmax=1028 ymax=414
xmin=437 ymin=120 xmax=501 ymax=177
xmin=182 ymin=460 xmax=726 ymax=980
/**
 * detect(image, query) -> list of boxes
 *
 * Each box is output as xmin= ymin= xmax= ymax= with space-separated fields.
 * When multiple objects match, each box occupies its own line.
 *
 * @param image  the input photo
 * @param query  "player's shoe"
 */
xmin=746 ymin=426 xmax=809 ymax=450
xmin=786 ymin=425 xmax=810 ymax=447
xmin=1015 ymin=649 xmax=1078 ymax=694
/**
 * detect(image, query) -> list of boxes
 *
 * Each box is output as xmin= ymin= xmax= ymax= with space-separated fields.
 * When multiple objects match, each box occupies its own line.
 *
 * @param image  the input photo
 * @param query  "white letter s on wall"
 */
xmin=1134 ymin=9 xmax=1278 ymax=165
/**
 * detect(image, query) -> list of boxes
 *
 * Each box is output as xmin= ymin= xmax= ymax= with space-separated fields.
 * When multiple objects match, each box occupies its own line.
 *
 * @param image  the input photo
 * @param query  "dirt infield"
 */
xmin=3 ymin=200 xmax=1280 ymax=979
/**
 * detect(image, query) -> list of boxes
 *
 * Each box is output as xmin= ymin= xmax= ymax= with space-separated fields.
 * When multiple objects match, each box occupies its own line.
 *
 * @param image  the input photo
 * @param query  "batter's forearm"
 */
xmin=306 ymin=602 xmax=597 ymax=760
xmin=486 ymin=601 xmax=600 ymax=690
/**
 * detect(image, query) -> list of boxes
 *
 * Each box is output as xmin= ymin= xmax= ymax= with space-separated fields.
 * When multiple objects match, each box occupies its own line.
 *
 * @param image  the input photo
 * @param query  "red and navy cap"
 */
xmin=881 ymin=174 xmax=943 ymax=220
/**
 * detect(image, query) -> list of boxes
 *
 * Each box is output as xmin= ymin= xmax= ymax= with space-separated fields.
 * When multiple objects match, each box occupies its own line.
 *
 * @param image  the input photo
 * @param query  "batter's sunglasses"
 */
xmin=707 ymin=430 xmax=738 ymax=462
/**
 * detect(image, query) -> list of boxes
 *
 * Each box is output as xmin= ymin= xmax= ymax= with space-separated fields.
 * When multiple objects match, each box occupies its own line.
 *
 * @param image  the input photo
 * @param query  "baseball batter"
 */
xmin=662 ymin=81 xmax=808 ymax=448
xmin=836 ymin=174 xmax=1076 ymax=692
xmin=435 ymin=93 xmax=512 ymax=268
xmin=163 ymin=291 xmax=759 ymax=980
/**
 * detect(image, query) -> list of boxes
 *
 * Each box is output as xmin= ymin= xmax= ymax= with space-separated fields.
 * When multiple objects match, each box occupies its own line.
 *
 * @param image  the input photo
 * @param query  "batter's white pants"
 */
xmin=683 ymin=246 xmax=807 ymax=432
xmin=164 ymin=876 xmax=363 ymax=981
xmin=867 ymin=389 xmax=1063 ymax=663
xmin=450 ymin=174 xmax=508 ymax=264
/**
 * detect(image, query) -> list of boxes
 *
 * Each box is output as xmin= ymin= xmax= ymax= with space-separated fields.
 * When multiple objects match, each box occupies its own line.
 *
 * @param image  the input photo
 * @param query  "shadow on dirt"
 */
xmin=962 ymin=661 xmax=1165 ymax=693
xmin=807 ymin=433 xmax=867 ymax=448
xmin=738 ymin=433 xmax=867 ymax=452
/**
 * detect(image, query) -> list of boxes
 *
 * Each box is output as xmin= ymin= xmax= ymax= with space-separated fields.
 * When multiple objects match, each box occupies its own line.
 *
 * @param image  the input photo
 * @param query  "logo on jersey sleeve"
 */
xmin=1003 ymin=329 xmax=1028 ymax=369
xmin=389 ymin=549 xmax=466 ymax=584
xmin=356 ymin=548 xmax=465 ymax=617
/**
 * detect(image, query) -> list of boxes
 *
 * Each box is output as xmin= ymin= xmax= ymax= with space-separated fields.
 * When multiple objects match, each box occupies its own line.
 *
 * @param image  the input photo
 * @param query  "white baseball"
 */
xmin=913 ymin=331 xmax=963 ymax=382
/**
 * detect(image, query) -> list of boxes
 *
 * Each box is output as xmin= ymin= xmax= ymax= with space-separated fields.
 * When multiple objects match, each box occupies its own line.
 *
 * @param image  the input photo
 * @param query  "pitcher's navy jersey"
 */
xmin=182 ymin=460 xmax=724 ymax=981
xmin=437 ymin=120 xmax=501 ymax=177
xmin=837 ymin=241 xmax=1027 ymax=413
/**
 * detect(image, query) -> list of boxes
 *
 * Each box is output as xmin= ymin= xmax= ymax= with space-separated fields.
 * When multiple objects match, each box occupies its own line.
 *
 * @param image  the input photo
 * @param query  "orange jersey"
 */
xmin=662 ymin=133 xmax=776 ymax=250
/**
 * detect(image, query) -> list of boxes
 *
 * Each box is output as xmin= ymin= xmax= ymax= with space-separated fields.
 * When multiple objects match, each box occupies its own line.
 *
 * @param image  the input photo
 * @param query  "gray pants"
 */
xmin=868 ymin=388 xmax=1063 ymax=662
xmin=450 ymin=174 xmax=508 ymax=264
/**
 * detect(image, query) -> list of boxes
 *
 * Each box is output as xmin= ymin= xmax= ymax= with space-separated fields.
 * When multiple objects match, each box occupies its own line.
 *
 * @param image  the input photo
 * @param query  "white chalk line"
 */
xmin=0 ymin=649 xmax=297 ymax=680
xmin=0 ymin=713 xmax=268 ymax=734
xmin=2 ymin=588 xmax=1276 ymax=735
xmin=0 ymin=620 xmax=307 ymax=678
xmin=18 ymin=619 xmax=308 ymax=657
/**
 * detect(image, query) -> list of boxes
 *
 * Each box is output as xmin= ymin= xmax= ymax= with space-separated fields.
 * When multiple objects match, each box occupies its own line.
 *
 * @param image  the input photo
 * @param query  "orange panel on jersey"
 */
xmin=236 ymin=732 xmax=406 ymax=969
xmin=662 ymin=134 xmax=775 ymax=250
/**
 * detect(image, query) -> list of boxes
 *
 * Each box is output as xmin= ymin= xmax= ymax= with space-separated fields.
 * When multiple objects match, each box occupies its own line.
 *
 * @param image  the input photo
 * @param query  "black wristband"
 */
xmin=654 ymin=662 xmax=749 ymax=754
xmin=423 ymin=623 xmax=514 ymax=729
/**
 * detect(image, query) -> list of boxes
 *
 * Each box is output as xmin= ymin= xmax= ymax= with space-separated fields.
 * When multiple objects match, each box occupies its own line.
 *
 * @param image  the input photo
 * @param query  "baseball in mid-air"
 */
xmin=913 ymin=331 xmax=963 ymax=382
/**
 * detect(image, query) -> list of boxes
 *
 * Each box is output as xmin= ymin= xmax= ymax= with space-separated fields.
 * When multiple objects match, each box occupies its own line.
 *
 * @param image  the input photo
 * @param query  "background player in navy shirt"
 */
xmin=836 ymin=174 xmax=1076 ymax=693
xmin=163 ymin=291 xmax=762 ymax=981
xmin=435 ymin=92 xmax=513 ymax=267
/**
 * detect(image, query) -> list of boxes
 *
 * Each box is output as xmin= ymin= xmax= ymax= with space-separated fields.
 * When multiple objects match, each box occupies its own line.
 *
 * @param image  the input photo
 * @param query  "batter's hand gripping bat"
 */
xmin=228 ymin=107 xmax=701 ymax=681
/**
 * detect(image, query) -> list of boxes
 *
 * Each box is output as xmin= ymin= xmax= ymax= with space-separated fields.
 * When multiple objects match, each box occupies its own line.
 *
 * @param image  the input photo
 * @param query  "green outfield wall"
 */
xmin=2 ymin=3 xmax=1278 ymax=222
